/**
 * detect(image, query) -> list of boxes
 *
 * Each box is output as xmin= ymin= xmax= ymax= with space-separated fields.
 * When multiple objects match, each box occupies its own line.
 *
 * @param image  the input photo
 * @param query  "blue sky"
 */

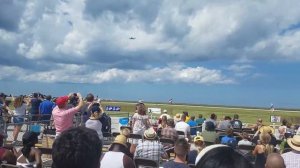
xmin=0 ymin=0 xmax=300 ymax=108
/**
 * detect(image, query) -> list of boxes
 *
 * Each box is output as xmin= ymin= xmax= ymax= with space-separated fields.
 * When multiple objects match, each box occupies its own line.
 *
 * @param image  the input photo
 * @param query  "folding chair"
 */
xmin=102 ymin=132 xmax=112 ymax=145
xmin=42 ymin=160 xmax=53 ymax=168
xmin=1 ymin=164 xmax=19 ymax=168
xmin=128 ymin=133 xmax=143 ymax=144
xmin=282 ymin=148 xmax=292 ymax=153
xmin=159 ymin=138 xmax=175 ymax=157
xmin=112 ymin=132 xmax=120 ymax=137
xmin=134 ymin=158 xmax=159 ymax=168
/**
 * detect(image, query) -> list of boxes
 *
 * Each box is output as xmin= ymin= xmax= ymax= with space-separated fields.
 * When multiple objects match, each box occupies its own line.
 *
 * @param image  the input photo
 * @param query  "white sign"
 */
xmin=270 ymin=115 xmax=281 ymax=123
xmin=148 ymin=108 xmax=161 ymax=114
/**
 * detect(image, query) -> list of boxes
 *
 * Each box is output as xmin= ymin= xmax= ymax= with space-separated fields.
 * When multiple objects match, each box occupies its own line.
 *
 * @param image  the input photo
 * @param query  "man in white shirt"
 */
xmin=175 ymin=114 xmax=191 ymax=141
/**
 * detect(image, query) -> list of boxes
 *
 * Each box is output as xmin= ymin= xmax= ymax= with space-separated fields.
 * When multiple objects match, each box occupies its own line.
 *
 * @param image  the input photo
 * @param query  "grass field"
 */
xmin=102 ymin=101 xmax=300 ymax=126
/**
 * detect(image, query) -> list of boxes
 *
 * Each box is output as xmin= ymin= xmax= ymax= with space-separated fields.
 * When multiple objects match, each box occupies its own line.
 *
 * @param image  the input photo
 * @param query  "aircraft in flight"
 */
xmin=129 ymin=37 xmax=136 ymax=40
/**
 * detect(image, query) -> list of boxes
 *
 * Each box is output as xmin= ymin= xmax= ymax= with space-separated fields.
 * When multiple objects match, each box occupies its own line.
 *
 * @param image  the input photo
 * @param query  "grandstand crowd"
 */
xmin=0 ymin=92 xmax=300 ymax=168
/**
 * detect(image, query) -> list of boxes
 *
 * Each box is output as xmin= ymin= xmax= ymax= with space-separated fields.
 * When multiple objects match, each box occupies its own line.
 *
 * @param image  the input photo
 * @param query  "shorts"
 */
xmin=13 ymin=117 xmax=24 ymax=125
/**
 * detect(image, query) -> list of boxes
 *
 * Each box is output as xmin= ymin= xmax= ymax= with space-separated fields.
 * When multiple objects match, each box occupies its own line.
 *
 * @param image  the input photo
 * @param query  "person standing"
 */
xmin=39 ymin=95 xmax=54 ymax=124
xmin=130 ymin=103 xmax=150 ymax=153
xmin=11 ymin=96 xmax=28 ymax=145
xmin=29 ymin=93 xmax=42 ymax=121
xmin=52 ymin=93 xmax=83 ymax=137
xmin=85 ymin=105 xmax=103 ymax=142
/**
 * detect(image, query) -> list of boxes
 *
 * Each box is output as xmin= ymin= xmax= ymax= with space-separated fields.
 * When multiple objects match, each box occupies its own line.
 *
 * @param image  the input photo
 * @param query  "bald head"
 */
xmin=265 ymin=153 xmax=285 ymax=168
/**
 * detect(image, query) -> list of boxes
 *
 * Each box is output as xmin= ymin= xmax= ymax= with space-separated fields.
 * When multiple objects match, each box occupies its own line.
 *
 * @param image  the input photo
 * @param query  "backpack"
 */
xmin=99 ymin=113 xmax=111 ymax=133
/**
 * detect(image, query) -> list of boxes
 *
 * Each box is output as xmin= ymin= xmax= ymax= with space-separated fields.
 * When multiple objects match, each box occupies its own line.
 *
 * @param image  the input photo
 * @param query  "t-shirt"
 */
xmin=85 ymin=119 xmax=103 ymax=140
xmin=52 ymin=106 xmax=78 ymax=133
xmin=201 ymin=131 xmax=218 ymax=143
xmin=175 ymin=121 xmax=190 ymax=138
xmin=195 ymin=118 xmax=205 ymax=125
xmin=231 ymin=119 xmax=243 ymax=129
xmin=187 ymin=120 xmax=197 ymax=135
xmin=132 ymin=113 xmax=149 ymax=134
xmin=14 ymin=104 xmax=27 ymax=116
xmin=39 ymin=100 xmax=54 ymax=114
xmin=218 ymin=120 xmax=232 ymax=130
xmin=163 ymin=160 xmax=189 ymax=168
xmin=101 ymin=151 xmax=125 ymax=168
xmin=221 ymin=136 xmax=237 ymax=148
xmin=30 ymin=98 xmax=42 ymax=114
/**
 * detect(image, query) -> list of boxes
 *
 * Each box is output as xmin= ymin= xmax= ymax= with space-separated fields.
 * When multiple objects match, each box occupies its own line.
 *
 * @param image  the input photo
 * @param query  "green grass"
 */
xmin=101 ymin=101 xmax=300 ymax=125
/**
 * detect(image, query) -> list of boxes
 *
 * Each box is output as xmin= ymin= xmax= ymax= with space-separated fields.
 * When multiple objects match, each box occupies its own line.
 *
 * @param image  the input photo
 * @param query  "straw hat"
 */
xmin=174 ymin=113 xmax=181 ymax=122
xmin=194 ymin=136 xmax=204 ymax=142
xmin=113 ymin=135 xmax=127 ymax=148
xmin=259 ymin=126 xmax=275 ymax=134
xmin=287 ymin=135 xmax=300 ymax=151
xmin=144 ymin=128 xmax=157 ymax=140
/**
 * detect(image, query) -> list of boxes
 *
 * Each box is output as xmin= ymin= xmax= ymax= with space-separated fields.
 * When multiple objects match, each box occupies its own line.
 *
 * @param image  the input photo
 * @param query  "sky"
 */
xmin=0 ymin=0 xmax=300 ymax=108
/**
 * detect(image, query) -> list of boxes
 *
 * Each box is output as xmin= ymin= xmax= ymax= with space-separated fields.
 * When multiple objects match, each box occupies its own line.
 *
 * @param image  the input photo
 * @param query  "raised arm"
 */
xmin=74 ymin=93 xmax=84 ymax=111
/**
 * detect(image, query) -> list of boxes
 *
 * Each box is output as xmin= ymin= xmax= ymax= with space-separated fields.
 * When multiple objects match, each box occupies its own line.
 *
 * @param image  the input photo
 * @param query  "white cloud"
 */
xmin=0 ymin=64 xmax=234 ymax=84
xmin=227 ymin=64 xmax=254 ymax=77
xmin=1 ymin=0 xmax=300 ymax=85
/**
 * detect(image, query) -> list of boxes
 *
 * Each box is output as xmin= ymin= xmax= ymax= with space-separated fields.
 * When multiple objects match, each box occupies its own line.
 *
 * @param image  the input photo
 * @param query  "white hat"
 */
xmin=287 ymin=135 xmax=300 ymax=152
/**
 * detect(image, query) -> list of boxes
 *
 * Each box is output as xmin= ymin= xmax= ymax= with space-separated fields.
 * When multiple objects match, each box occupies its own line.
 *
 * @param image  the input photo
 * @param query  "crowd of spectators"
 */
xmin=0 ymin=92 xmax=300 ymax=168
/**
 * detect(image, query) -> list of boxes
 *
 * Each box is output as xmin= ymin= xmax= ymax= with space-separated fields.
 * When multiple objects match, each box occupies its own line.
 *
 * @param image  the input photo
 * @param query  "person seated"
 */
xmin=161 ymin=119 xmax=178 ymax=145
xmin=52 ymin=127 xmax=102 ymax=168
xmin=175 ymin=114 xmax=191 ymax=140
xmin=230 ymin=114 xmax=243 ymax=130
xmin=134 ymin=128 xmax=168 ymax=161
xmin=159 ymin=109 xmax=171 ymax=120
xmin=16 ymin=132 xmax=42 ymax=168
xmin=218 ymin=116 xmax=232 ymax=130
xmin=201 ymin=121 xmax=219 ymax=144
xmin=174 ymin=113 xmax=182 ymax=124
xmin=188 ymin=136 xmax=205 ymax=165
xmin=265 ymin=153 xmax=286 ymax=168
xmin=252 ymin=126 xmax=277 ymax=146
xmin=238 ymin=132 xmax=253 ymax=146
xmin=187 ymin=116 xmax=198 ymax=136
xmin=0 ymin=146 xmax=17 ymax=165
xmin=163 ymin=138 xmax=190 ymax=168
xmin=252 ymin=133 xmax=274 ymax=168
xmin=221 ymin=129 xmax=237 ymax=149
xmin=195 ymin=144 xmax=253 ymax=168
xmin=158 ymin=115 xmax=168 ymax=130
xmin=195 ymin=114 xmax=205 ymax=126
xmin=183 ymin=112 xmax=190 ymax=122
xmin=281 ymin=135 xmax=300 ymax=168
xmin=101 ymin=135 xmax=134 ymax=168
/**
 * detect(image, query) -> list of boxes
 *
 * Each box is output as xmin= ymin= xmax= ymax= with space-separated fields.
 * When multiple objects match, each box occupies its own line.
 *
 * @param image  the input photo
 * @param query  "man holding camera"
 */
xmin=52 ymin=93 xmax=84 ymax=137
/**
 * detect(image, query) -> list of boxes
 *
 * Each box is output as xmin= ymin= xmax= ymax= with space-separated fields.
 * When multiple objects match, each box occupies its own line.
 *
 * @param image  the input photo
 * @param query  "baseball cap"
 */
xmin=194 ymin=136 xmax=204 ymax=142
xmin=56 ymin=96 xmax=69 ymax=107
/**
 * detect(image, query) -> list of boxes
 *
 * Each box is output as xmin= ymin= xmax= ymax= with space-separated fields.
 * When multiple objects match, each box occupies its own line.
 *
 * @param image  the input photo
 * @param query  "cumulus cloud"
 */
xmin=0 ymin=0 xmax=300 ymax=84
xmin=0 ymin=64 xmax=234 ymax=84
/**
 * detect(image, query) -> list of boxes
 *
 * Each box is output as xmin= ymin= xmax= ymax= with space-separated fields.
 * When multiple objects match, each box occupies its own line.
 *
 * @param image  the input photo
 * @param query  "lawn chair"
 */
xmin=134 ymin=158 xmax=159 ymax=168
xmin=160 ymin=138 xmax=175 ymax=157
xmin=1 ymin=164 xmax=19 ymax=168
